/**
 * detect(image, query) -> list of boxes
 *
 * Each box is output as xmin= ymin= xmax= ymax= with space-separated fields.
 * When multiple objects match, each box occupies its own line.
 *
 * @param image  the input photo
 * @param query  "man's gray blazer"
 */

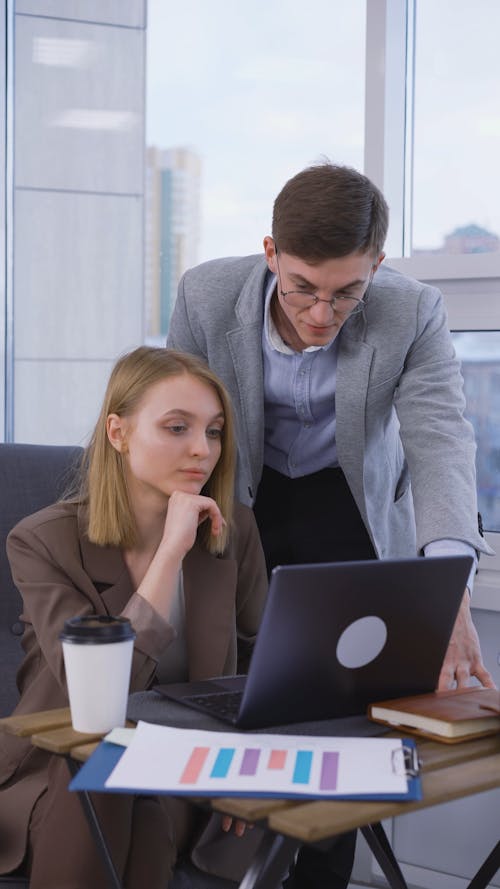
xmin=168 ymin=254 xmax=490 ymax=559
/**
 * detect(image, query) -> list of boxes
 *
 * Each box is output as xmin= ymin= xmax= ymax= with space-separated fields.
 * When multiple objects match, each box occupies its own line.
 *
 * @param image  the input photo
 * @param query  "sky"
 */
xmin=145 ymin=0 xmax=500 ymax=262
xmin=411 ymin=0 xmax=500 ymax=250
xmin=146 ymin=0 xmax=365 ymax=261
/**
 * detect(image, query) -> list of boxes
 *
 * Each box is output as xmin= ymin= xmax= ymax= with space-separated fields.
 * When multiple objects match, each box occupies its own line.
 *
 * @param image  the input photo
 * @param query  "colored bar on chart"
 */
xmin=268 ymin=749 xmax=287 ymax=770
xmin=240 ymin=748 xmax=261 ymax=776
xmin=179 ymin=746 xmax=210 ymax=784
xmin=292 ymin=750 xmax=313 ymax=784
xmin=210 ymin=747 xmax=235 ymax=778
xmin=319 ymin=751 xmax=339 ymax=790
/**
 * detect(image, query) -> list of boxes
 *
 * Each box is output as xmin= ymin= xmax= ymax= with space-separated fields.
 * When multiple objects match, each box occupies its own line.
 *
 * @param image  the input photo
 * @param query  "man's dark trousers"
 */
xmin=254 ymin=465 xmax=376 ymax=889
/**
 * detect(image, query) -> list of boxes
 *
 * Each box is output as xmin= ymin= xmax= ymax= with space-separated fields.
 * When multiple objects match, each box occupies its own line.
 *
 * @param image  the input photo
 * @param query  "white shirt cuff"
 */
xmin=423 ymin=539 xmax=478 ymax=593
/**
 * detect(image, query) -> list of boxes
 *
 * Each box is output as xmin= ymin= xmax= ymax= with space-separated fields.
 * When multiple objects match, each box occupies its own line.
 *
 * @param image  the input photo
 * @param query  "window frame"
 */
xmin=364 ymin=0 xmax=500 ymax=585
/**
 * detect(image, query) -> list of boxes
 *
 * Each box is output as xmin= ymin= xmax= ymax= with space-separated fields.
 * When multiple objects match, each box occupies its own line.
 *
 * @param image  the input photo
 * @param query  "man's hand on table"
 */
xmin=438 ymin=589 xmax=496 ymax=690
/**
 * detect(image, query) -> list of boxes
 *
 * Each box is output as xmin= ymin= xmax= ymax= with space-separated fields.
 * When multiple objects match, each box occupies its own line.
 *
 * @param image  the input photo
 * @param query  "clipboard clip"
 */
xmin=391 ymin=744 xmax=421 ymax=778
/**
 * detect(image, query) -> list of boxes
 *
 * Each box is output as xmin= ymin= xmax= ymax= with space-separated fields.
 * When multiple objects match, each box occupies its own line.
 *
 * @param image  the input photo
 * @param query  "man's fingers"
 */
xmin=473 ymin=665 xmax=496 ymax=689
xmin=437 ymin=658 xmax=496 ymax=691
xmin=455 ymin=664 xmax=472 ymax=688
xmin=437 ymin=664 xmax=455 ymax=691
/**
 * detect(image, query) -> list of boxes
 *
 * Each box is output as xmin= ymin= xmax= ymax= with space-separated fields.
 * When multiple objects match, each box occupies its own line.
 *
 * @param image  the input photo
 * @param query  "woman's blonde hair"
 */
xmin=79 ymin=347 xmax=236 ymax=554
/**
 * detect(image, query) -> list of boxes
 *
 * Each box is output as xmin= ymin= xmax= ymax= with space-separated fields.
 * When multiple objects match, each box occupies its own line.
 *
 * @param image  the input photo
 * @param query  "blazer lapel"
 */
xmin=183 ymin=544 xmax=237 ymax=681
xmin=336 ymin=327 xmax=374 ymax=511
xmin=226 ymin=325 xmax=264 ymax=492
xmin=78 ymin=524 xmax=134 ymax=616
xmin=225 ymin=258 xmax=269 ymax=495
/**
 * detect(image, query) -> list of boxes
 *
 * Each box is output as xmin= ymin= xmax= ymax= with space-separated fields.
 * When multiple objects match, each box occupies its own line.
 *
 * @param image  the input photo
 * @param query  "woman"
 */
xmin=0 ymin=347 xmax=268 ymax=888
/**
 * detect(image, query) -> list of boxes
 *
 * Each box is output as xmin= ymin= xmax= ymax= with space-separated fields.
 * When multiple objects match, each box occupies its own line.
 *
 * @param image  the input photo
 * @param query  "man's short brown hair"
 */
xmin=272 ymin=162 xmax=389 ymax=261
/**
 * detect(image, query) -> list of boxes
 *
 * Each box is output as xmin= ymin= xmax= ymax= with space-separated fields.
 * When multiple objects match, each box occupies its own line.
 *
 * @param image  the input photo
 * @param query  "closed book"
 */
xmin=368 ymin=687 xmax=500 ymax=743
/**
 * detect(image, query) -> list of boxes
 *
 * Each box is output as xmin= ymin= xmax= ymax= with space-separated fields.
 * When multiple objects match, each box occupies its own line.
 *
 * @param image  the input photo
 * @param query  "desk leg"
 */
xmin=361 ymin=822 xmax=409 ymax=889
xmin=238 ymin=832 xmax=300 ymax=889
xmin=467 ymin=840 xmax=500 ymax=889
xmin=65 ymin=759 xmax=124 ymax=889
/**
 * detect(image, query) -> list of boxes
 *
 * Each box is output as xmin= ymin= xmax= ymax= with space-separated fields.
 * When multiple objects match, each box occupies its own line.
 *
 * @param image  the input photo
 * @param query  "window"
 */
xmin=3 ymin=2 xmax=499 ymax=582
xmin=365 ymin=0 xmax=500 ymax=575
xmin=145 ymin=0 xmax=367 ymax=339
xmin=412 ymin=0 xmax=500 ymax=257
xmin=5 ymin=2 xmax=146 ymax=447
xmin=452 ymin=332 xmax=500 ymax=534
xmin=3 ymin=1 xmax=368 ymax=442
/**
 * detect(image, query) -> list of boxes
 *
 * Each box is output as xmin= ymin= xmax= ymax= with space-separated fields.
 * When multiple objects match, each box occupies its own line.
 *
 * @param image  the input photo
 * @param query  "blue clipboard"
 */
xmin=70 ymin=737 xmax=422 ymax=802
xmin=70 ymin=742 xmax=128 ymax=793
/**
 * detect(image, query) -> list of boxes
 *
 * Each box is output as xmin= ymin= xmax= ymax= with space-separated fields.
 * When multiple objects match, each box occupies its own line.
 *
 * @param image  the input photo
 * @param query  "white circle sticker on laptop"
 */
xmin=336 ymin=615 xmax=388 ymax=669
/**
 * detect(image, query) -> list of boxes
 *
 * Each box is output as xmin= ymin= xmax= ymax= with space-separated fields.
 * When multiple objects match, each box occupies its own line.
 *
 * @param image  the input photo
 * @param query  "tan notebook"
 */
xmin=368 ymin=686 xmax=500 ymax=743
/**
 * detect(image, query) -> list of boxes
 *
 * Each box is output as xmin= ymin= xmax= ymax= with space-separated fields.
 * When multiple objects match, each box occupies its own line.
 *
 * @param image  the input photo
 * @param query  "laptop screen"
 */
xmin=236 ymin=555 xmax=472 ymax=727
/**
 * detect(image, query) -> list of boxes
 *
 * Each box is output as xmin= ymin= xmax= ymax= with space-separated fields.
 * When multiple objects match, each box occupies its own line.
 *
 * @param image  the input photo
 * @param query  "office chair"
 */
xmin=0 ymin=443 xmax=83 ymax=887
xmin=0 ymin=442 xmax=83 ymax=719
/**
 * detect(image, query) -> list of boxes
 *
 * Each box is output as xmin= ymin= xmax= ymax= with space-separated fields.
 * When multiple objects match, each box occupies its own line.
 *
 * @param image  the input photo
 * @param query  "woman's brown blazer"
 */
xmin=0 ymin=499 xmax=267 ymax=874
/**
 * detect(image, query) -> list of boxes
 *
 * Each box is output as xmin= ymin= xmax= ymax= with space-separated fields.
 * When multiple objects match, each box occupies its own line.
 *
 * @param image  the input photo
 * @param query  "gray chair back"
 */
xmin=0 ymin=443 xmax=83 ymax=718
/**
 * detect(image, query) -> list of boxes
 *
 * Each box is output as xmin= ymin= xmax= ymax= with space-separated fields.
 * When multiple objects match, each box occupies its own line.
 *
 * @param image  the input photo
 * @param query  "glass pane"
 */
xmin=0 ymin=4 xmax=6 ymax=440
xmin=12 ymin=8 xmax=145 ymax=446
xmin=412 ymin=0 xmax=500 ymax=256
xmin=452 ymin=332 xmax=500 ymax=533
xmin=145 ymin=0 xmax=366 ymax=339
xmin=9 ymin=1 xmax=366 ymax=445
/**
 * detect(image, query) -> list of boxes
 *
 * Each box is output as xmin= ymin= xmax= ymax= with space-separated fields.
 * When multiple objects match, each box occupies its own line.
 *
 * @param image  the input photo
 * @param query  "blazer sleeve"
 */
xmin=167 ymin=270 xmax=208 ymax=359
xmin=393 ymin=284 xmax=486 ymax=553
xmin=7 ymin=522 xmax=101 ymax=692
xmin=7 ymin=519 xmax=166 ymax=695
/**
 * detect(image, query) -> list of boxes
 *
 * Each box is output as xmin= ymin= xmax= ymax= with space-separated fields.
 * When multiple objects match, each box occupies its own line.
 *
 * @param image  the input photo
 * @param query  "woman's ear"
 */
xmin=106 ymin=414 xmax=128 ymax=453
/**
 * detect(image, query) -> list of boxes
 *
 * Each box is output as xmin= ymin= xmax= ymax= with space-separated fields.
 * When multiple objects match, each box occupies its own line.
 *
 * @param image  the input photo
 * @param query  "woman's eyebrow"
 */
xmin=160 ymin=409 xmax=192 ymax=419
xmin=159 ymin=409 xmax=225 ymax=421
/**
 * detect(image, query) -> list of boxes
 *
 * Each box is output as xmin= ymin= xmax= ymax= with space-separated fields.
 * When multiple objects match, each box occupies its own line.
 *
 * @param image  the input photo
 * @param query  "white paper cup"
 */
xmin=60 ymin=615 xmax=136 ymax=734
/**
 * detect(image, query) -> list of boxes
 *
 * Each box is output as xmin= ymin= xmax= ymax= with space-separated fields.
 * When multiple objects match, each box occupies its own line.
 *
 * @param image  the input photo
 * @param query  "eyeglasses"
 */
xmin=275 ymin=251 xmax=373 ymax=318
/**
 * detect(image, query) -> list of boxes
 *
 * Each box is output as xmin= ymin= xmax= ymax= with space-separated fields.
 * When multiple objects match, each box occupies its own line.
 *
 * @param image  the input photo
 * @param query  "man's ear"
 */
xmin=372 ymin=252 xmax=385 ymax=273
xmin=106 ymin=414 xmax=127 ymax=453
xmin=263 ymin=236 xmax=277 ymax=273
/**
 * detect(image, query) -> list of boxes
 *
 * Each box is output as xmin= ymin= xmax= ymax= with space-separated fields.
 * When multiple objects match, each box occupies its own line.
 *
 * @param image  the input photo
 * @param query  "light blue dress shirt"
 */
xmin=261 ymin=272 xmax=477 ymax=590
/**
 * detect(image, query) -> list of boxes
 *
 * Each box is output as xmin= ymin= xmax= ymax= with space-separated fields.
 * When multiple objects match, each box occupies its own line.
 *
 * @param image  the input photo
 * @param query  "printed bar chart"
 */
xmin=292 ymin=750 xmax=313 ymax=785
xmin=240 ymin=748 xmax=261 ymax=775
xmin=102 ymin=723 xmax=418 ymax=801
xmin=180 ymin=746 xmax=209 ymax=784
xmin=179 ymin=742 xmax=338 ymax=791
xmin=210 ymin=748 xmax=235 ymax=778
xmin=268 ymin=749 xmax=287 ymax=770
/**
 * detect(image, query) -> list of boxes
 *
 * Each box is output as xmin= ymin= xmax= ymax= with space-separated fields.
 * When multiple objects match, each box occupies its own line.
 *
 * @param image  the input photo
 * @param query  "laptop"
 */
xmin=154 ymin=554 xmax=472 ymax=729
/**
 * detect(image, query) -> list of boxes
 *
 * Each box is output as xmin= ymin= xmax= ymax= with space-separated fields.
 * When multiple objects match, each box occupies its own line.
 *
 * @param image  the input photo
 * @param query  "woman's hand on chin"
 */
xmin=161 ymin=490 xmax=225 ymax=561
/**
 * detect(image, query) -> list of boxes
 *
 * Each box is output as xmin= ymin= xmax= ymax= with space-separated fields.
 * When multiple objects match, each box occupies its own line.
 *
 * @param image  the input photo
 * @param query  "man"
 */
xmin=167 ymin=162 xmax=494 ymax=887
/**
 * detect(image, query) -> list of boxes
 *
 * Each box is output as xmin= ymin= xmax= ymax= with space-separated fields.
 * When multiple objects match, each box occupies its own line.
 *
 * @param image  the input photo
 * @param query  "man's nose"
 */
xmin=309 ymin=298 xmax=334 ymax=322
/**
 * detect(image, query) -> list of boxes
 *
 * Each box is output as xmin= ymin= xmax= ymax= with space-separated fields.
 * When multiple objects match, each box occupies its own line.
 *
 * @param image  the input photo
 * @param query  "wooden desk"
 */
xmin=2 ymin=709 xmax=500 ymax=889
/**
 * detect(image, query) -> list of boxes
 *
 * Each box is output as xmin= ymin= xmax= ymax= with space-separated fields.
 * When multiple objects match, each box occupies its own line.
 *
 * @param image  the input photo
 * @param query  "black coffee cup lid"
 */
xmin=60 ymin=615 xmax=136 ymax=644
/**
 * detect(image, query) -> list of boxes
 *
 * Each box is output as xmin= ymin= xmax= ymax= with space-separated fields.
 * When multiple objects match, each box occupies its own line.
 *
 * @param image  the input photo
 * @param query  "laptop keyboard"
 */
xmin=183 ymin=690 xmax=243 ymax=722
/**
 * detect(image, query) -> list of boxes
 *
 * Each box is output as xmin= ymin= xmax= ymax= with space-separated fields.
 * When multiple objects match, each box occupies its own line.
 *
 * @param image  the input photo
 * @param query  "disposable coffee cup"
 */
xmin=60 ymin=615 xmax=136 ymax=734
